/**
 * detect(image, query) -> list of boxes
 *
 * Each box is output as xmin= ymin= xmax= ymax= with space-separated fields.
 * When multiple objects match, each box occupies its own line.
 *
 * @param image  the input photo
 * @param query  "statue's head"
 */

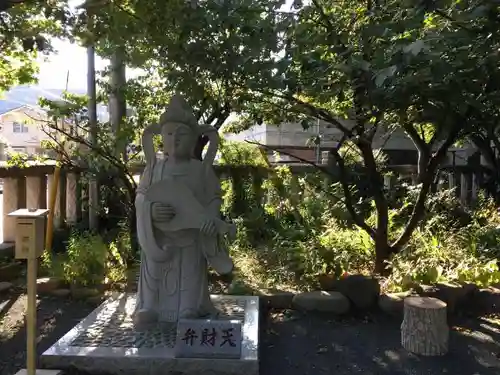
xmin=159 ymin=95 xmax=198 ymax=159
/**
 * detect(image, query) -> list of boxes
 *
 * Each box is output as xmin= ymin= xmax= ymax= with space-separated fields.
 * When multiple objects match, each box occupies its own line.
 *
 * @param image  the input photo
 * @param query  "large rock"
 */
xmin=71 ymin=287 xmax=101 ymax=300
xmin=472 ymin=287 xmax=500 ymax=314
xmin=292 ymin=291 xmax=350 ymax=314
xmin=37 ymin=277 xmax=62 ymax=294
xmin=330 ymin=274 xmax=380 ymax=309
xmin=378 ymin=291 xmax=412 ymax=317
xmin=0 ymin=281 xmax=13 ymax=293
xmin=260 ymin=289 xmax=295 ymax=309
xmin=50 ymin=289 xmax=71 ymax=298
xmin=418 ymin=282 xmax=478 ymax=313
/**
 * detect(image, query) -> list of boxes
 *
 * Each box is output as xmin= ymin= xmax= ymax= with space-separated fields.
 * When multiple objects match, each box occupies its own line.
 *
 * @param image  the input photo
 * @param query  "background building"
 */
xmin=0 ymin=104 xmax=52 ymax=157
xmin=0 ymin=85 xmax=109 ymax=159
xmin=225 ymin=120 xmax=476 ymax=167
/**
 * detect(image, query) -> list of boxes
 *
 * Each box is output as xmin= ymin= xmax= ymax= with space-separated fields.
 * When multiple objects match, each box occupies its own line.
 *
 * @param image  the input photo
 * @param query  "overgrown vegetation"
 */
xmin=2 ymin=0 xmax=500 ymax=295
xmin=221 ymin=142 xmax=500 ymax=293
xmin=41 ymin=228 xmax=130 ymax=287
xmin=32 ymin=139 xmax=500 ymax=294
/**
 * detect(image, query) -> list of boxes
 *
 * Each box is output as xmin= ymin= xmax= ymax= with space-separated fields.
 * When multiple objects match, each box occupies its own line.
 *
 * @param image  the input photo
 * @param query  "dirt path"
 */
xmin=0 ymin=289 xmax=499 ymax=375
xmin=0 ymin=290 xmax=95 ymax=375
xmin=261 ymin=310 xmax=500 ymax=375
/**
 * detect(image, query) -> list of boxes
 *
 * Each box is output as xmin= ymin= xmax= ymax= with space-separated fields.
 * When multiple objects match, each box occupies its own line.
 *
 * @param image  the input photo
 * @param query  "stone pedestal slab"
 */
xmin=41 ymin=293 xmax=259 ymax=375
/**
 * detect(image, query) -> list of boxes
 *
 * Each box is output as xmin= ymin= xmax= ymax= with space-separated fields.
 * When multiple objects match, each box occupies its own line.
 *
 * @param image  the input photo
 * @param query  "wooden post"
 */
xmin=471 ymin=173 xmax=478 ymax=201
xmin=47 ymin=174 xmax=62 ymax=229
xmin=26 ymin=237 xmax=37 ymax=375
xmin=384 ymin=175 xmax=392 ymax=190
xmin=8 ymin=209 xmax=49 ymax=375
xmin=460 ymin=173 xmax=468 ymax=205
xmin=66 ymin=172 xmax=78 ymax=225
xmin=448 ymin=172 xmax=454 ymax=191
xmin=411 ymin=174 xmax=418 ymax=185
xmin=26 ymin=176 xmax=46 ymax=209
xmin=401 ymin=297 xmax=449 ymax=356
xmin=3 ymin=178 xmax=18 ymax=243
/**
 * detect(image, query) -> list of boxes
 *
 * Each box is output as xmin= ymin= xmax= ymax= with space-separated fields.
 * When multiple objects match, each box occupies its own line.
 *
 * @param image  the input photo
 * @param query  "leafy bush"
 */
xmin=220 ymin=141 xmax=500 ymax=293
xmin=42 ymin=230 xmax=128 ymax=287
xmin=386 ymin=229 xmax=500 ymax=292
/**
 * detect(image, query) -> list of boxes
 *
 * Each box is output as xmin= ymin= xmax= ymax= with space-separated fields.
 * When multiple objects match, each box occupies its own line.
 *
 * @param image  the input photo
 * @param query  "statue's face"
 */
xmin=162 ymin=122 xmax=194 ymax=158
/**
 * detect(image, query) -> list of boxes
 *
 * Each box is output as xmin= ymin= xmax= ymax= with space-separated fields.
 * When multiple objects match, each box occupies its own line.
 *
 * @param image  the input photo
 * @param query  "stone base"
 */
xmin=14 ymin=370 xmax=62 ymax=375
xmin=41 ymin=293 xmax=259 ymax=375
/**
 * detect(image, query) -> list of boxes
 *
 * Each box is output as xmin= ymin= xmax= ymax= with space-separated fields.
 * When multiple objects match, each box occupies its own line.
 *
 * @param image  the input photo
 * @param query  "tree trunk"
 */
xmin=374 ymin=238 xmax=392 ymax=276
xmin=109 ymin=46 xmax=127 ymax=159
xmin=401 ymin=297 xmax=449 ymax=356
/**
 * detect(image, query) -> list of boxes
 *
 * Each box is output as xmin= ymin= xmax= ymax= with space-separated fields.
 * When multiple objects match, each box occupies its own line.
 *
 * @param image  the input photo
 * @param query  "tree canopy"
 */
xmin=5 ymin=0 xmax=500 ymax=273
xmin=0 ymin=0 xmax=73 ymax=92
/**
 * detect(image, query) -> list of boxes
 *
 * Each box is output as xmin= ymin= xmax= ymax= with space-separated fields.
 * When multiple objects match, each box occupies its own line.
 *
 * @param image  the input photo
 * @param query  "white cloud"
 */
xmin=37 ymin=39 xmax=143 ymax=90
xmin=37 ymin=39 xmax=107 ymax=90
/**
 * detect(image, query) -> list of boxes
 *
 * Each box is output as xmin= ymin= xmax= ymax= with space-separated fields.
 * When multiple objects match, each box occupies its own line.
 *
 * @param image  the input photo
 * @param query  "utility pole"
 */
xmin=86 ymin=8 xmax=98 ymax=230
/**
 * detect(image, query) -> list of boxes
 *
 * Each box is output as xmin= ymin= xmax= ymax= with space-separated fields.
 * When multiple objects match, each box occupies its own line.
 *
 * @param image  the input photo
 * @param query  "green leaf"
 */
xmin=375 ymin=65 xmax=397 ymax=87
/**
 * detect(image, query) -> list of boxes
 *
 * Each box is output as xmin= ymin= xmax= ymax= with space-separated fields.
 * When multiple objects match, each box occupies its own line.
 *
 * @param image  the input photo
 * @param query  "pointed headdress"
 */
xmin=159 ymin=94 xmax=198 ymax=131
xmin=141 ymin=93 xmax=220 ymax=169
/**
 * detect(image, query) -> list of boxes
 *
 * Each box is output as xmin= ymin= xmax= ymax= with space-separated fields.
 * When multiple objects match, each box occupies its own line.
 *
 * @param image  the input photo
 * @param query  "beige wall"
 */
xmin=0 ymin=106 xmax=53 ymax=156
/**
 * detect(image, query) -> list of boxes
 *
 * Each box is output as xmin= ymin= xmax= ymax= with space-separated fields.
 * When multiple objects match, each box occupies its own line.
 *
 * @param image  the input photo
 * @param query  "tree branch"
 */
xmin=247 ymin=140 xmax=375 ymax=238
xmin=392 ymin=119 xmax=463 ymax=250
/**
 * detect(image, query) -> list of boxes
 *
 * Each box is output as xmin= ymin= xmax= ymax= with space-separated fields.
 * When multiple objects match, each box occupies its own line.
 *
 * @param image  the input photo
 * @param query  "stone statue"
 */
xmin=134 ymin=94 xmax=235 ymax=326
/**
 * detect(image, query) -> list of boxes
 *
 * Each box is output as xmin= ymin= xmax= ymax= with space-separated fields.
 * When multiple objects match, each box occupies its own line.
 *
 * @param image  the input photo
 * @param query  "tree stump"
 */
xmin=401 ymin=296 xmax=449 ymax=356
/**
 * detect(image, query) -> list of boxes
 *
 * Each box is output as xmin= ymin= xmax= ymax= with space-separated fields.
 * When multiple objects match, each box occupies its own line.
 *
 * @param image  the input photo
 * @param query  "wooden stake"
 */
xmin=26 ymin=241 xmax=37 ymax=375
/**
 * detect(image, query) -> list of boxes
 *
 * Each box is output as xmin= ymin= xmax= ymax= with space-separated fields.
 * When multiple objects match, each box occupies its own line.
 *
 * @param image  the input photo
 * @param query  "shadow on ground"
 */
xmin=0 ymin=292 xmax=97 ymax=375
xmin=1 ymin=289 xmax=499 ymax=375
xmin=260 ymin=309 xmax=500 ymax=375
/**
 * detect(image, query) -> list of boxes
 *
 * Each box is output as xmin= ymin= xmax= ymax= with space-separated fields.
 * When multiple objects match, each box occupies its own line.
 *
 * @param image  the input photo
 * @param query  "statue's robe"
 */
xmin=135 ymin=157 xmax=232 ymax=322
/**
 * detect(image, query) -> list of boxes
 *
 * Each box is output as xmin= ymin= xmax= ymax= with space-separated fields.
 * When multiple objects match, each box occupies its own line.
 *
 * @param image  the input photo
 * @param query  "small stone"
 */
xmin=50 ymin=289 xmax=71 ymax=298
xmin=292 ymin=291 xmax=350 ymax=314
xmin=330 ymin=274 xmax=380 ymax=309
xmin=378 ymin=292 xmax=411 ymax=317
xmin=71 ymin=287 xmax=100 ymax=300
xmin=87 ymin=295 xmax=104 ymax=305
xmin=37 ymin=277 xmax=62 ymax=293
xmin=0 ymin=262 xmax=21 ymax=281
xmin=0 ymin=281 xmax=13 ymax=293
xmin=227 ymin=279 xmax=254 ymax=296
xmin=261 ymin=290 xmax=295 ymax=309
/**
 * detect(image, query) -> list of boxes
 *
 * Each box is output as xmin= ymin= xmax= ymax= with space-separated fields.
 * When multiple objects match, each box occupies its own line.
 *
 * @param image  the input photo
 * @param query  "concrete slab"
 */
xmin=14 ymin=370 xmax=62 ymax=375
xmin=41 ymin=293 xmax=259 ymax=375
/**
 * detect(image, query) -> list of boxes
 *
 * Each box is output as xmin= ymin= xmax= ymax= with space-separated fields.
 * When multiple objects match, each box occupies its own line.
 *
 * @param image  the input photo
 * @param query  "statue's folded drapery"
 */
xmin=134 ymin=157 xmax=232 ymax=322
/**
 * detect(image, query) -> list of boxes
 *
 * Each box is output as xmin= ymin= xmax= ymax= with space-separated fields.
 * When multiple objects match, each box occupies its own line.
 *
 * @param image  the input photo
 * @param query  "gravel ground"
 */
xmin=0 ymin=289 xmax=499 ymax=375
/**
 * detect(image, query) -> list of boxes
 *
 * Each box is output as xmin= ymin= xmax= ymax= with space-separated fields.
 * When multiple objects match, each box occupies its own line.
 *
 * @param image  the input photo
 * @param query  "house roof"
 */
xmin=0 ymin=104 xmax=25 ymax=115
xmin=0 ymin=104 xmax=45 ymax=117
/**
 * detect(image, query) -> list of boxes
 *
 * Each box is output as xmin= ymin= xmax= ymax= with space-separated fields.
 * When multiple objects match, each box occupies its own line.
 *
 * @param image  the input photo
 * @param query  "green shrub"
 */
xmin=221 ymin=148 xmax=500 ymax=293
xmin=42 ymin=230 xmax=128 ymax=287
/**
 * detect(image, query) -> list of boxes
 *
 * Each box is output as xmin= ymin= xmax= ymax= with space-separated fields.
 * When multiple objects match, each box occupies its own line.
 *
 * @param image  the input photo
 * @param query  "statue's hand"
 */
xmin=152 ymin=202 xmax=176 ymax=222
xmin=200 ymin=218 xmax=217 ymax=236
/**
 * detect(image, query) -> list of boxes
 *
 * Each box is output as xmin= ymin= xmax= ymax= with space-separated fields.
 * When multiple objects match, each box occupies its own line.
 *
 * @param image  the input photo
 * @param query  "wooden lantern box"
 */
xmin=8 ymin=209 xmax=49 ymax=259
